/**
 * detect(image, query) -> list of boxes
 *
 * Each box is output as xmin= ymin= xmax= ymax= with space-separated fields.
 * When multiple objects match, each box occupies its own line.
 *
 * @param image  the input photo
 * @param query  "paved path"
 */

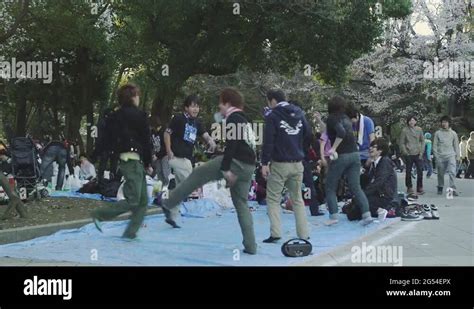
xmin=302 ymin=173 xmax=474 ymax=266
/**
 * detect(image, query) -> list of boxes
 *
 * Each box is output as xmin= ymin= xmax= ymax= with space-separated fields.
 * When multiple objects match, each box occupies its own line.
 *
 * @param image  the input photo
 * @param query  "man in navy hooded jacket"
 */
xmin=261 ymin=90 xmax=311 ymax=243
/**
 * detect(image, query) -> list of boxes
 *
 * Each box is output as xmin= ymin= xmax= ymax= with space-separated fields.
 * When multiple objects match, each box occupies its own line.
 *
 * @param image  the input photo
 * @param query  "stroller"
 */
xmin=10 ymin=137 xmax=49 ymax=200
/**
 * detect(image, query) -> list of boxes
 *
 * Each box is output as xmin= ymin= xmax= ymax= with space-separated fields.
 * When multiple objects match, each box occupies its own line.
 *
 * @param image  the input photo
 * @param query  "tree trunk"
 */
xmin=151 ymin=85 xmax=180 ymax=126
xmin=15 ymin=90 xmax=28 ymax=137
xmin=86 ymin=103 xmax=94 ymax=156
xmin=74 ymin=47 xmax=90 ymax=155
xmin=108 ymin=64 xmax=126 ymax=106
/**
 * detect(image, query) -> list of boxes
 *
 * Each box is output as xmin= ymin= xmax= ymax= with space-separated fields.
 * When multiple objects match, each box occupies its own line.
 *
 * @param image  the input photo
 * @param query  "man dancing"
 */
xmin=159 ymin=88 xmax=257 ymax=254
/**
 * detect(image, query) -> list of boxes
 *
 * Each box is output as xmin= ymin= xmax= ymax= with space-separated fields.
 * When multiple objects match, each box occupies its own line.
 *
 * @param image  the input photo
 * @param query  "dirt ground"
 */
xmin=0 ymin=197 xmax=109 ymax=230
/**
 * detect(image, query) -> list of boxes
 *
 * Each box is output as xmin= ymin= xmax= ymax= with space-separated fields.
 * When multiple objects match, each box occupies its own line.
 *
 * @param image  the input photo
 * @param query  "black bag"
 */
xmin=99 ymin=178 xmax=122 ymax=198
xmin=342 ymin=201 xmax=362 ymax=221
xmin=78 ymin=178 xmax=99 ymax=194
xmin=281 ymin=238 xmax=313 ymax=258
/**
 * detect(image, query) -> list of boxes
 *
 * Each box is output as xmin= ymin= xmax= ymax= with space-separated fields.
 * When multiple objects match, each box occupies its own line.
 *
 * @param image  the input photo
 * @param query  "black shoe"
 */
xmin=122 ymin=232 xmax=137 ymax=239
xmin=165 ymin=218 xmax=181 ymax=229
xmin=243 ymin=249 xmax=257 ymax=255
xmin=437 ymin=187 xmax=443 ymax=195
xmin=263 ymin=236 xmax=281 ymax=243
xmin=92 ymin=217 xmax=103 ymax=233
xmin=311 ymin=211 xmax=325 ymax=217
xmin=161 ymin=205 xmax=181 ymax=228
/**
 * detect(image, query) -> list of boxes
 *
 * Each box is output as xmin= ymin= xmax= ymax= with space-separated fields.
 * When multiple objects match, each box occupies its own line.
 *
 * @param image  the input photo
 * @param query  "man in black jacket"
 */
xmin=92 ymin=84 xmax=153 ymax=239
xmin=363 ymin=138 xmax=397 ymax=220
xmin=91 ymin=107 xmax=119 ymax=181
xmin=159 ymin=88 xmax=257 ymax=254
xmin=261 ymin=90 xmax=311 ymax=243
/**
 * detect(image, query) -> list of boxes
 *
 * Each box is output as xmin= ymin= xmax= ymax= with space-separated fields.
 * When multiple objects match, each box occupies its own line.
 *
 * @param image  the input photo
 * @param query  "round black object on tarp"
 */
xmin=281 ymin=238 xmax=313 ymax=258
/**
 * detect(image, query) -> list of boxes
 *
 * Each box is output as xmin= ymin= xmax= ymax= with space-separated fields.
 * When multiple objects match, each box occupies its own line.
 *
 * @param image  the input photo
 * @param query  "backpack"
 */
xmin=78 ymin=179 xmax=100 ymax=194
xmin=99 ymin=178 xmax=122 ymax=198
xmin=342 ymin=200 xmax=362 ymax=221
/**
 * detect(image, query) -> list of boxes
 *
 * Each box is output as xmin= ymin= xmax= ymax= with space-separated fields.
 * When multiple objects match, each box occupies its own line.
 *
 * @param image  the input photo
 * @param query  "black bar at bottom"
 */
xmin=0 ymin=267 xmax=472 ymax=306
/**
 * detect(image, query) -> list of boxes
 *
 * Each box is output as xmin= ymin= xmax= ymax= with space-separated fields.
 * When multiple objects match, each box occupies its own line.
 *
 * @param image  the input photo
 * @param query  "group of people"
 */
xmin=397 ymin=115 xmax=474 ymax=197
xmin=2 ymin=81 xmax=473 ymax=256
xmin=89 ymin=84 xmax=407 ymax=255
xmin=0 ymin=135 xmax=98 ymax=219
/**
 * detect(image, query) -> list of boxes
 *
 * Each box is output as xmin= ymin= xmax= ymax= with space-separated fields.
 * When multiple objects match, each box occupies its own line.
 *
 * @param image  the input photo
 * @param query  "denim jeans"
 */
xmin=302 ymin=160 xmax=320 ymax=215
xmin=40 ymin=145 xmax=68 ymax=190
xmin=423 ymin=157 xmax=433 ymax=177
xmin=436 ymin=156 xmax=457 ymax=190
xmin=325 ymin=152 xmax=369 ymax=216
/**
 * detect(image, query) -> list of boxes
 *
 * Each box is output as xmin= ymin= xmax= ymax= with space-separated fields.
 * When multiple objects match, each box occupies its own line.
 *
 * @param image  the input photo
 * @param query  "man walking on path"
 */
xmin=399 ymin=116 xmax=425 ymax=197
xmin=433 ymin=116 xmax=460 ymax=196
xmin=261 ymin=89 xmax=311 ymax=243
xmin=457 ymin=135 xmax=468 ymax=178
xmin=465 ymin=132 xmax=474 ymax=179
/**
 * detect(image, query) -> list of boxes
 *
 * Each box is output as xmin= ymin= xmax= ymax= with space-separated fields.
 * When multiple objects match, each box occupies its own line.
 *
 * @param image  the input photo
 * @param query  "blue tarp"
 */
xmin=50 ymin=191 xmax=116 ymax=202
xmin=0 ymin=202 xmax=397 ymax=266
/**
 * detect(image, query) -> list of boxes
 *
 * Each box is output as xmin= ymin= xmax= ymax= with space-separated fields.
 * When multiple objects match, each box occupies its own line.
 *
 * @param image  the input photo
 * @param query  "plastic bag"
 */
xmin=202 ymin=181 xmax=233 ymax=209
xmin=69 ymin=176 xmax=83 ymax=192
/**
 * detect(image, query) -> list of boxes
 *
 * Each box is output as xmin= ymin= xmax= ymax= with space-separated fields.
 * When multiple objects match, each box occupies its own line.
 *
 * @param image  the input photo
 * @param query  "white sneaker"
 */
xmin=422 ymin=204 xmax=433 ymax=220
xmin=377 ymin=208 xmax=388 ymax=222
xmin=430 ymin=204 xmax=440 ymax=220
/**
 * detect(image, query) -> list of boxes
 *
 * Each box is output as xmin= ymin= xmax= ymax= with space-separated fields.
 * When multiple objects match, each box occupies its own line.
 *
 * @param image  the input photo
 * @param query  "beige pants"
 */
xmin=266 ymin=161 xmax=309 ymax=239
xmin=168 ymin=157 xmax=193 ymax=221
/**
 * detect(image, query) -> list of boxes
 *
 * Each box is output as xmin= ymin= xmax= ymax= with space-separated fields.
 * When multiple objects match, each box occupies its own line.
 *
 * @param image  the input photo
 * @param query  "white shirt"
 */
xmin=372 ymin=156 xmax=382 ymax=168
xmin=460 ymin=141 xmax=468 ymax=159
xmin=79 ymin=161 xmax=97 ymax=179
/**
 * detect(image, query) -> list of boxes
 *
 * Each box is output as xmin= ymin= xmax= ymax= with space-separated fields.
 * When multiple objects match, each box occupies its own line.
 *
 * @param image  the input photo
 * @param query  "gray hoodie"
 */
xmin=433 ymin=128 xmax=460 ymax=161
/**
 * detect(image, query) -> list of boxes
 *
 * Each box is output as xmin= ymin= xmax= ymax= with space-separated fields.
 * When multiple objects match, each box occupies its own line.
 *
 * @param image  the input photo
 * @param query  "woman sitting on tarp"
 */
xmin=0 ymin=141 xmax=28 ymax=220
xmin=79 ymin=155 xmax=97 ymax=180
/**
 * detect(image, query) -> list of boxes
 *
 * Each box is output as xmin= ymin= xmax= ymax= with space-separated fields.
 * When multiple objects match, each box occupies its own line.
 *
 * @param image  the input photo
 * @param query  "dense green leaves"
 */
xmin=0 ymin=0 xmax=399 ymax=150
